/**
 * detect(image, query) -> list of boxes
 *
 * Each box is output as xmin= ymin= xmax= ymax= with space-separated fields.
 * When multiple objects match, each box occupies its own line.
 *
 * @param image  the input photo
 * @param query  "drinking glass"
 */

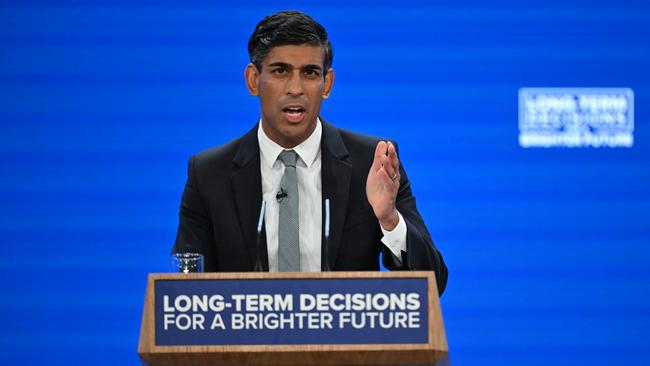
xmin=170 ymin=253 xmax=204 ymax=273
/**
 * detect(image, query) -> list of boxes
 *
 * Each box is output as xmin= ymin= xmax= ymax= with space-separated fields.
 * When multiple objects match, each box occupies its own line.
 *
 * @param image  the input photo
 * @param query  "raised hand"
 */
xmin=366 ymin=141 xmax=401 ymax=231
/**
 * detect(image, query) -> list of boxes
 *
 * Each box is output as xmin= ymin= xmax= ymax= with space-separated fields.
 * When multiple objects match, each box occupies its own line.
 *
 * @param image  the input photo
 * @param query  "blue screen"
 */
xmin=1 ymin=1 xmax=649 ymax=364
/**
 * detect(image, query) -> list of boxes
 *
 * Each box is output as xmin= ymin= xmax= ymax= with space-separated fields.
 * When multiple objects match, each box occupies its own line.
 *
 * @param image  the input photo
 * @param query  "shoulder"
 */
xmin=193 ymin=137 xmax=240 ymax=165
xmin=188 ymin=137 xmax=241 ymax=176
xmin=321 ymin=119 xmax=397 ymax=173
xmin=186 ymin=126 xmax=257 ymax=185
xmin=190 ymin=124 xmax=258 ymax=170
xmin=322 ymin=119 xmax=394 ymax=157
xmin=338 ymin=127 xmax=388 ymax=150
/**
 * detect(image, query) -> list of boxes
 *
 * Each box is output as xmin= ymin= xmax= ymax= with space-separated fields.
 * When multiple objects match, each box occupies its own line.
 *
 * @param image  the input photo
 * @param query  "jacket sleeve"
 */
xmin=381 ymin=156 xmax=448 ymax=296
xmin=172 ymin=155 xmax=218 ymax=271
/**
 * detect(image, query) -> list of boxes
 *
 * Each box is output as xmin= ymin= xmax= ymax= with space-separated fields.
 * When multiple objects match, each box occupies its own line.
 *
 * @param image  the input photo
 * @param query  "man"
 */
xmin=173 ymin=10 xmax=447 ymax=294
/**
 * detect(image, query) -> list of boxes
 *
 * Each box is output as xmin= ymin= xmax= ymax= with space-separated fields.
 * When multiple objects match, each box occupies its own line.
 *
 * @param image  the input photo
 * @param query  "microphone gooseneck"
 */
xmin=323 ymin=198 xmax=331 ymax=271
xmin=254 ymin=200 xmax=266 ymax=272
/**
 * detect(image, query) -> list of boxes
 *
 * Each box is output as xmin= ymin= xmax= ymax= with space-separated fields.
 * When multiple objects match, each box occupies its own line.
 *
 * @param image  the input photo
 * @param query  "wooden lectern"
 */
xmin=138 ymin=271 xmax=448 ymax=365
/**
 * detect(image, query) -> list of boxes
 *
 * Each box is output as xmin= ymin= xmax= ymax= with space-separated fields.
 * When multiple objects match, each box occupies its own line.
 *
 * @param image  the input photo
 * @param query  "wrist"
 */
xmin=379 ymin=210 xmax=399 ymax=231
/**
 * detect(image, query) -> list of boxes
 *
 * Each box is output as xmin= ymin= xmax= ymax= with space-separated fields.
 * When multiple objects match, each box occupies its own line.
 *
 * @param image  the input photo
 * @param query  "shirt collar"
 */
xmin=258 ymin=118 xmax=322 ymax=168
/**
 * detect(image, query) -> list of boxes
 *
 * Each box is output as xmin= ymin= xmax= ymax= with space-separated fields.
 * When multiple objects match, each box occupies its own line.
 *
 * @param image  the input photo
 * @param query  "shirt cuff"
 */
xmin=380 ymin=211 xmax=407 ymax=260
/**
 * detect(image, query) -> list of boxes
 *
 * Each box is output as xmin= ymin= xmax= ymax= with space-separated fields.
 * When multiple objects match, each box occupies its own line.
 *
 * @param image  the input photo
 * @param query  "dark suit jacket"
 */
xmin=173 ymin=120 xmax=447 ymax=294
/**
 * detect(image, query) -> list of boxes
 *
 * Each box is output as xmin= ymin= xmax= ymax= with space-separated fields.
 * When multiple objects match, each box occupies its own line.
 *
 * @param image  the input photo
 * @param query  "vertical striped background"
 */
xmin=1 ymin=0 xmax=649 ymax=364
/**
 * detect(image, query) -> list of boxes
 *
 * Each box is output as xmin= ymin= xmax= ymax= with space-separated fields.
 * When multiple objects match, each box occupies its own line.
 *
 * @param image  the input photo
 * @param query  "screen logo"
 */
xmin=519 ymin=88 xmax=634 ymax=148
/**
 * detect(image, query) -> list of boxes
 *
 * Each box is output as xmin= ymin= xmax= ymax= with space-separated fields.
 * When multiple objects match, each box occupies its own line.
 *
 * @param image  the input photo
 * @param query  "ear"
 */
xmin=322 ymin=68 xmax=335 ymax=99
xmin=244 ymin=63 xmax=260 ymax=96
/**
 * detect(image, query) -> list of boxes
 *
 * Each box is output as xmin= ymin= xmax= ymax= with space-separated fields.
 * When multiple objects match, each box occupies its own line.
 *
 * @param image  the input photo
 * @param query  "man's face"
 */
xmin=245 ymin=44 xmax=334 ymax=148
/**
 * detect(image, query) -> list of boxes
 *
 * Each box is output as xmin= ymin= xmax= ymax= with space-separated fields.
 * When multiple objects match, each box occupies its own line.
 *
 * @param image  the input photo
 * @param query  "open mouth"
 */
xmin=282 ymin=106 xmax=305 ymax=123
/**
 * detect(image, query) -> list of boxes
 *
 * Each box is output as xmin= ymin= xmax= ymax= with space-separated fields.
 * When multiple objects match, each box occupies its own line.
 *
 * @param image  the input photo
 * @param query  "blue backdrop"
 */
xmin=1 ymin=0 xmax=649 ymax=364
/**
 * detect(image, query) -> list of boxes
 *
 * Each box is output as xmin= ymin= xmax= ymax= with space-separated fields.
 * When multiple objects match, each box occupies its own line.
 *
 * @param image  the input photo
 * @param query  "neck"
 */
xmin=260 ymin=118 xmax=318 ymax=148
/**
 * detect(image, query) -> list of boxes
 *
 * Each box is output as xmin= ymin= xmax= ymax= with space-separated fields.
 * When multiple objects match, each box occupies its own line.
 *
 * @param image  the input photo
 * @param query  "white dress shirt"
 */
xmin=258 ymin=119 xmax=407 ymax=272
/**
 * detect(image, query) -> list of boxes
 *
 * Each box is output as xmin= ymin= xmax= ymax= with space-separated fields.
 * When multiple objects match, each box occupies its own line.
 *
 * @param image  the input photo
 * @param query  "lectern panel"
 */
xmin=155 ymin=277 xmax=428 ymax=346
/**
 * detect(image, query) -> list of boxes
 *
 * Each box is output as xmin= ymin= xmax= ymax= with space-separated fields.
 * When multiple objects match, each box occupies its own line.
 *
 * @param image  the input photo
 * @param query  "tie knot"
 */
xmin=278 ymin=150 xmax=298 ymax=168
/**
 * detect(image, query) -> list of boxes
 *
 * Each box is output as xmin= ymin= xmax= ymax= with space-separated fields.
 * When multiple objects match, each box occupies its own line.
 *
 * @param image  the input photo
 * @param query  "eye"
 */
xmin=272 ymin=68 xmax=287 ymax=75
xmin=304 ymin=69 xmax=320 ymax=78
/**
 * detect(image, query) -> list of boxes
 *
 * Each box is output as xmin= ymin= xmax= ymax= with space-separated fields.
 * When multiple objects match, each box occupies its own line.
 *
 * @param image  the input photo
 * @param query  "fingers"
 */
xmin=371 ymin=141 xmax=400 ymax=184
xmin=387 ymin=141 xmax=399 ymax=173
xmin=388 ymin=141 xmax=401 ymax=180
xmin=380 ymin=155 xmax=396 ymax=183
xmin=381 ymin=142 xmax=399 ymax=183
xmin=371 ymin=141 xmax=387 ymax=173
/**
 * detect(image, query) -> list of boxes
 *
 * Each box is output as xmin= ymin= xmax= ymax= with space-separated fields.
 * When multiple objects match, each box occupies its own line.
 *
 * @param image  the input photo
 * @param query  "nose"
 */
xmin=285 ymin=71 xmax=303 ymax=96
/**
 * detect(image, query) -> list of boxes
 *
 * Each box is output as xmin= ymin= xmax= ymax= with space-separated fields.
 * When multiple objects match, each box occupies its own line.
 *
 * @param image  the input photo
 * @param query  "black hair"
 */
xmin=248 ymin=10 xmax=333 ymax=74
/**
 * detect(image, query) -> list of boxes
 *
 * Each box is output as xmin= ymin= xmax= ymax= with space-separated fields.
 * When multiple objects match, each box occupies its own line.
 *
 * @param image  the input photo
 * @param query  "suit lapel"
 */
xmin=320 ymin=119 xmax=352 ymax=270
xmin=231 ymin=125 xmax=269 ymax=271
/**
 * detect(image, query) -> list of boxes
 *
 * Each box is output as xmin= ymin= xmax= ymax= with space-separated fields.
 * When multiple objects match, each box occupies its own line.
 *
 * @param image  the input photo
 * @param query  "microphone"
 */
xmin=323 ymin=198 xmax=331 ymax=271
xmin=254 ymin=200 xmax=266 ymax=272
xmin=276 ymin=188 xmax=287 ymax=203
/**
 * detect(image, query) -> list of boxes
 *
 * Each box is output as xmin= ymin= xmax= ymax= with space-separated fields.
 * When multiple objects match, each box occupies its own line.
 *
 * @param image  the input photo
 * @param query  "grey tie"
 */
xmin=277 ymin=150 xmax=300 ymax=272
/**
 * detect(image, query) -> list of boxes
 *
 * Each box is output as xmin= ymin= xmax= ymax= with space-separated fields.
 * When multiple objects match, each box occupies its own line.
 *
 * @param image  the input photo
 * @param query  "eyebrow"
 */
xmin=268 ymin=62 xmax=323 ymax=72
